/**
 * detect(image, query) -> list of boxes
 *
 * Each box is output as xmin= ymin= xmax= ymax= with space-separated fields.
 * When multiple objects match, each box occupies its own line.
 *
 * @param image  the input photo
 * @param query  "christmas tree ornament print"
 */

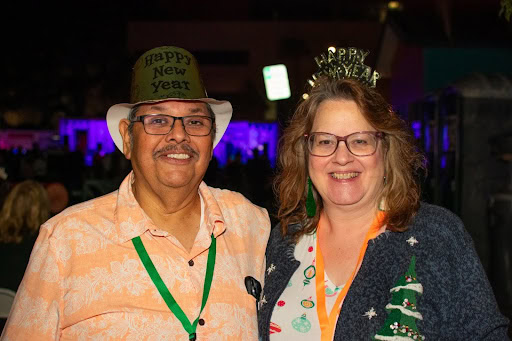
xmin=374 ymin=256 xmax=425 ymax=341
xmin=270 ymin=322 xmax=282 ymax=334
xmin=303 ymin=264 xmax=316 ymax=286
xmin=292 ymin=313 xmax=312 ymax=333
xmin=325 ymin=282 xmax=343 ymax=297
xmin=301 ymin=297 xmax=315 ymax=309
xmin=276 ymin=300 xmax=286 ymax=310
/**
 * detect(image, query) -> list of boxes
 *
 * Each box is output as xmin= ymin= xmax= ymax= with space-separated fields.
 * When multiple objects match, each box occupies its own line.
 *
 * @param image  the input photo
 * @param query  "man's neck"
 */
xmin=132 ymin=180 xmax=202 ymax=253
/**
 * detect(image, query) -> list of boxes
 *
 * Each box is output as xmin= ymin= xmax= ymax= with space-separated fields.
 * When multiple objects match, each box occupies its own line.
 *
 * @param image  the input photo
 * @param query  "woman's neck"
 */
xmin=320 ymin=203 xmax=379 ymax=238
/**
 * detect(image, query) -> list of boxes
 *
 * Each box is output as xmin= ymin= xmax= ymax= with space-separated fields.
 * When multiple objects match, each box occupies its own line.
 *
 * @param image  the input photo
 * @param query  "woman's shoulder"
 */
xmin=409 ymin=202 xmax=466 ymax=239
xmin=269 ymin=222 xmax=302 ymax=242
xmin=414 ymin=202 xmax=462 ymax=224
xmin=397 ymin=202 xmax=478 ymax=261
xmin=266 ymin=222 xmax=303 ymax=255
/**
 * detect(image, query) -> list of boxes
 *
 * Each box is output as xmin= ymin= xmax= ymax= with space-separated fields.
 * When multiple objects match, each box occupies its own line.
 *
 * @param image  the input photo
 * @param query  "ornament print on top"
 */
xmin=269 ymin=232 xmax=345 ymax=340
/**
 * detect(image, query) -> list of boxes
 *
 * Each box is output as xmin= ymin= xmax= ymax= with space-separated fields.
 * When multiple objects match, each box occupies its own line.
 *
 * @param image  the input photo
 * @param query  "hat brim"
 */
xmin=106 ymin=98 xmax=232 ymax=153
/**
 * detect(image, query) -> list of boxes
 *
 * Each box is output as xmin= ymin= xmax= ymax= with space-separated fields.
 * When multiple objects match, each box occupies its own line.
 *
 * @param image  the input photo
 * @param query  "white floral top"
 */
xmin=269 ymin=232 xmax=344 ymax=340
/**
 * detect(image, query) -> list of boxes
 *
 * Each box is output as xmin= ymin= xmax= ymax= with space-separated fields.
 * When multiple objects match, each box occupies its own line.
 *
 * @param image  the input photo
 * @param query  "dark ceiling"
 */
xmin=3 ymin=0 xmax=511 ymax=47
xmin=1 ymin=0 xmax=510 ymax=129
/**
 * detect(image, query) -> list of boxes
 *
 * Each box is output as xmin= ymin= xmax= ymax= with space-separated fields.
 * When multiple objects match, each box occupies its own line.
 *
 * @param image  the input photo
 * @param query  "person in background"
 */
xmin=2 ymin=46 xmax=270 ymax=340
xmin=0 ymin=180 xmax=50 ymax=291
xmin=258 ymin=47 xmax=509 ymax=340
xmin=0 ymin=166 xmax=9 ymax=209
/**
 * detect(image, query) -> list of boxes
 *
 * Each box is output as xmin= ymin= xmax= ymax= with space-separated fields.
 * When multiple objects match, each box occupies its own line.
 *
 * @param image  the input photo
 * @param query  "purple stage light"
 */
xmin=213 ymin=121 xmax=278 ymax=167
xmin=411 ymin=121 xmax=422 ymax=139
xmin=58 ymin=118 xmax=279 ymax=168
xmin=59 ymin=118 xmax=116 ymax=155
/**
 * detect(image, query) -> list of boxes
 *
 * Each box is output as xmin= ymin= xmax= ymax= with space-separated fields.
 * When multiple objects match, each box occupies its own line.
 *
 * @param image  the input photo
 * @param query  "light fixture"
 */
xmin=388 ymin=1 xmax=402 ymax=10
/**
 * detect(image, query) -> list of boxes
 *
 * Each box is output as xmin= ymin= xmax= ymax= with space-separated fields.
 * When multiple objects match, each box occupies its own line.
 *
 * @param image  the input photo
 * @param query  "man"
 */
xmin=2 ymin=46 xmax=270 ymax=340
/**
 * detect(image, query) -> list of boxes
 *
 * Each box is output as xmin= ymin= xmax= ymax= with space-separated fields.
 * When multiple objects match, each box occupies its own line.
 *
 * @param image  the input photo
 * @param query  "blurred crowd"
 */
xmin=0 ymin=142 xmax=276 ymax=294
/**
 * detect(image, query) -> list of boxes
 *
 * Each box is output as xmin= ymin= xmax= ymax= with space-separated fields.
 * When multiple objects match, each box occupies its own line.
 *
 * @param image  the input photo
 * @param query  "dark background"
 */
xmin=1 ymin=0 xmax=512 ymax=328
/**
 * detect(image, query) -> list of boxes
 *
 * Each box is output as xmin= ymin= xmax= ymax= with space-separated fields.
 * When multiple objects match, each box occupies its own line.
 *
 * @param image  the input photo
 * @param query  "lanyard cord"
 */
xmin=315 ymin=211 xmax=385 ymax=341
xmin=132 ymin=234 xmax=216 ymax=340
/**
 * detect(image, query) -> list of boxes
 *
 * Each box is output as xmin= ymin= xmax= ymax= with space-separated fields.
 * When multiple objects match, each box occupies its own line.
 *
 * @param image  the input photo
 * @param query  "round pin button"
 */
xmin=188 ymin=259 xmax=194 ymax=266
xmin=198 ymin=318 xmax=205 ymax=326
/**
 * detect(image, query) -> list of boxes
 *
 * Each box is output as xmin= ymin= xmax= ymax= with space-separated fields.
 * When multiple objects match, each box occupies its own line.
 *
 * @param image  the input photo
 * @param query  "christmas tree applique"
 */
xmin=374 ymin=255 xmax=425 ymax=341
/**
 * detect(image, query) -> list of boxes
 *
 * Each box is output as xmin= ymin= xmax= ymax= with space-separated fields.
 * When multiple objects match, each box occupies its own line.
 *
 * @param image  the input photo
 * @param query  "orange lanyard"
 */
xmin=315 ymin=211 xmax=385 ymax=341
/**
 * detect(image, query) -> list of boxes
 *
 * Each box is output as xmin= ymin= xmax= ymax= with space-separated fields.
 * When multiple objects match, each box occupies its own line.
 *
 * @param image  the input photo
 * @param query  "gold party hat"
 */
xmin=308 ymin=47 xmax=380 ymax=88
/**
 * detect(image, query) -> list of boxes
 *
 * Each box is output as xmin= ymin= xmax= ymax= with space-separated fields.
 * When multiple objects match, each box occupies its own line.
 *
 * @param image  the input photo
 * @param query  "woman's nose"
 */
xmin=333 ymin=140 xmax=354 ymax=164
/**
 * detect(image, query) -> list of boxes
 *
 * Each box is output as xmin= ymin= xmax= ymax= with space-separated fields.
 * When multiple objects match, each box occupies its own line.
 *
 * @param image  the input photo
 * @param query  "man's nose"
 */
xmin=165 ymin=118 xmax=189 ymax=143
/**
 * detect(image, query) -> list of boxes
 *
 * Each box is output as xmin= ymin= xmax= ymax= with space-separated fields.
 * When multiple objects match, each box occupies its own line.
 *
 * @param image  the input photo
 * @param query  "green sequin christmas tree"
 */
xmin=374 ymin=256 xmax=425 ymax=341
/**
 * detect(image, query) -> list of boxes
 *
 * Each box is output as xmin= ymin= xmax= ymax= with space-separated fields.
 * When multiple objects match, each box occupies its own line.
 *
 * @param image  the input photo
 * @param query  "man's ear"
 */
xmin=119 ymin=119 xmax=132 ymax=160
xmin=209 ymin=123 xmax=216 ymax=161
xmin=209 ymin=140 xmax=214 ymax=162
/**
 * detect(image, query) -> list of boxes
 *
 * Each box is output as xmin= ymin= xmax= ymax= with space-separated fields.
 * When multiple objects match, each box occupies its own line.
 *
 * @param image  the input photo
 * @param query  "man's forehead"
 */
xmin=137 ymin=100 xmax=208 ymax=114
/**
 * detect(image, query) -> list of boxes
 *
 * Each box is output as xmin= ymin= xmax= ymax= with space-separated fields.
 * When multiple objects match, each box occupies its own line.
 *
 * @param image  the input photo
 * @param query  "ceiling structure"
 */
xmin=4 ymin=0 xmax=511 ymax=46
xmin=124 ymin=0 xmax=510 ymax=46
xmin=1 ymin=0 xmax=510 ymax=129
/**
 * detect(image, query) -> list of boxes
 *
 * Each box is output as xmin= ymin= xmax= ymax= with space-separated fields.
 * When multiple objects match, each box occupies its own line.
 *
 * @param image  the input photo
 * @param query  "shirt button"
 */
xmin=198 ymin=318 xmax=205 ymax=326
xmin=188 ymin=259 xmax=194 ymax=266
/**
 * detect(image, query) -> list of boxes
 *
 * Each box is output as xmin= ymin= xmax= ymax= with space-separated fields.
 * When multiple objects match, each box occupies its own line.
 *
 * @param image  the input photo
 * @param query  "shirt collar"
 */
xmin=198 ymin=181 xmax=226 ymax=238
xmin=113 ymin=172 xmax=226 ymax=244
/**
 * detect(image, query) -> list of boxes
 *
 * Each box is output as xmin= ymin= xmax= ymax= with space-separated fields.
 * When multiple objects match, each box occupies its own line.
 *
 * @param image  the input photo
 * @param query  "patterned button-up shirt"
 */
xmin=2 ymin=172 xmax=270 ymax=340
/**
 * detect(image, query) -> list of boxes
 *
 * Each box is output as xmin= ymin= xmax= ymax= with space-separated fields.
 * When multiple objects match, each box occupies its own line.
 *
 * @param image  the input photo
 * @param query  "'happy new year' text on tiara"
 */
xmin=308 ymin=47 xmax=380 ymax=88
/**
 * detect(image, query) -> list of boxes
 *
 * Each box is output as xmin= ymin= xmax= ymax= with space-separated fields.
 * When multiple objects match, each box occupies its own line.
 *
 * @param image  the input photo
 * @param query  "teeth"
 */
xmin=331 ymin=172 xmax=359 ymax=180
xmin=166 ymin=153 xmax=190 ymax=160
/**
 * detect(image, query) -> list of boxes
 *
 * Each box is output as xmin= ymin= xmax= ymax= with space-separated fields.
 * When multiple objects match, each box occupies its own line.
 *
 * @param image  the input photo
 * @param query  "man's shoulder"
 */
xmin=204 ymin=185 xmax=270 ymax=234
xmin=207 ymin=185 xmax=266 ymax=213
xmin=45 ymin=190 xmax=118 ymax=227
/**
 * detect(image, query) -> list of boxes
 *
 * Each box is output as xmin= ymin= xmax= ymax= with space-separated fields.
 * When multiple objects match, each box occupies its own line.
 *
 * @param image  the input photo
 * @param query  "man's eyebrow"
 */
xmin=188 ymin=107 xmax=207 ymax=114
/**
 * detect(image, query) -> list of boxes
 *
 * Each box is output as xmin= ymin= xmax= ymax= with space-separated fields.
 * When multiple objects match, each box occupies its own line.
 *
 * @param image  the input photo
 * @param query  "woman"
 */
xmin=258 ymin=50 xmax=509 ymax=340
xmin=0 ymin=180 xmax=50 ymax=291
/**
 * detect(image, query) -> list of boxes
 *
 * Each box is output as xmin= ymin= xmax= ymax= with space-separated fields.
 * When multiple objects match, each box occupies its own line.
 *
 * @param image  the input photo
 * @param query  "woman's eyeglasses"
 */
xmin=305 ymin=131 xmax=385 ymax=157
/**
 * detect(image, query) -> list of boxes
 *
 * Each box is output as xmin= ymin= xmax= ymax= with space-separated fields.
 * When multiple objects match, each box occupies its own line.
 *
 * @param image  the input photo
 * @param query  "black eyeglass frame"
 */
xmin=130 ymin=114 xmax=215 ymax=136
xmin=304 ymin=131 xmax=385 ymax=157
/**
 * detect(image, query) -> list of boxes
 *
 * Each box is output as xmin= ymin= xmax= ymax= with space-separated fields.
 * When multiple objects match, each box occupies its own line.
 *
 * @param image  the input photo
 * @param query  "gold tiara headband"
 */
xmin=308 ymin=47 xmax=380 ymax=88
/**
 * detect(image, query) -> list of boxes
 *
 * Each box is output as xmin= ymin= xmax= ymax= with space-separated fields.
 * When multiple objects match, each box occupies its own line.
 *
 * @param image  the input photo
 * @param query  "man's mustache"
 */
xmin=153 ymin=144 xmax=199 ymax=159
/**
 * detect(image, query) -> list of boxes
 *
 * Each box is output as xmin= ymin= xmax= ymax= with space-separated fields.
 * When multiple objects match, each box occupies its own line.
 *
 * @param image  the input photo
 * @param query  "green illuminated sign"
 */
xmin=263 ymin=64 xmax=291 ymax=101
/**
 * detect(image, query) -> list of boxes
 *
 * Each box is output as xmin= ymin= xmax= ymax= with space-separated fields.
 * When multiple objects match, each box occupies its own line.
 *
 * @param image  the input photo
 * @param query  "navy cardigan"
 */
xmin=258 ymin=203 xmax=510 ymax=340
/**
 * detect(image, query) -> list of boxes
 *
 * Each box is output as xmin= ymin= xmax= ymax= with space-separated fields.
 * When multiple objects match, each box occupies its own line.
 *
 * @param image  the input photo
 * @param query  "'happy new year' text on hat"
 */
xmin=106 ymin=46 xmax=232 ymax=152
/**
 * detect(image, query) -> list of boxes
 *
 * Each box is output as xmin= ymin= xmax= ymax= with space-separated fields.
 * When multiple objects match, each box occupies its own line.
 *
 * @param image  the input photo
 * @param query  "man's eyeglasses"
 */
xmin=305 ymin=131 xmax=385 ymax=157
xmin=131 ymin=114 xmax=214 ymax=136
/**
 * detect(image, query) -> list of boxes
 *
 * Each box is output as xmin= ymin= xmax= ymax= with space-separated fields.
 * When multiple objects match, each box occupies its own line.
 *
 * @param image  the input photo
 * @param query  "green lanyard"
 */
xmin=132 ymin=234 xmax=216 ymax=341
